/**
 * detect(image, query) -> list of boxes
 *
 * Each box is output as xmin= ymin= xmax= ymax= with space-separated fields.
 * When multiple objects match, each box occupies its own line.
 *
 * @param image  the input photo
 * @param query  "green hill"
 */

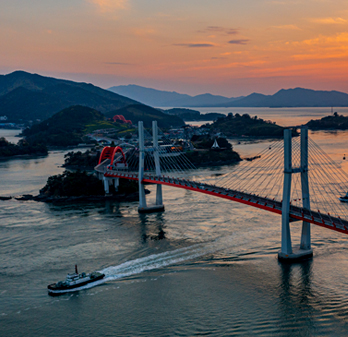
xmin=107 ymin=104 xmax=184 ymax=128
xmin=22 ymin=105 xmax=128 ymax=146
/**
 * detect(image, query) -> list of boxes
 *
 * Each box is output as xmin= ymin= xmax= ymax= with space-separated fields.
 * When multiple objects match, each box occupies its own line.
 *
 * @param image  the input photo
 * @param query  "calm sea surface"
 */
xmin=2 ymin=109 xmax=348 ymax=336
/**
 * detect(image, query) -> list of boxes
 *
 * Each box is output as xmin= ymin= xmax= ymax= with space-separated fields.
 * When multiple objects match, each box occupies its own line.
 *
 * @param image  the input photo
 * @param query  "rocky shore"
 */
xmin=10 ymin=189 xmax=149 ymax=204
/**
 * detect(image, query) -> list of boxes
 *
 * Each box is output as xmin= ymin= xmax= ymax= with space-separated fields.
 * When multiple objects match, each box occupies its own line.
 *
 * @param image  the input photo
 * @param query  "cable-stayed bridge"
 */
xmin=95 ymin=121 xmax=348 ymax=262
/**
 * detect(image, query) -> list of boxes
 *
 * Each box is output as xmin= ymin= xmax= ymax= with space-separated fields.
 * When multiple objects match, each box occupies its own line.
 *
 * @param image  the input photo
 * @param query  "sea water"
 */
xmin=1 ymin=109 xmax=348 ymax=336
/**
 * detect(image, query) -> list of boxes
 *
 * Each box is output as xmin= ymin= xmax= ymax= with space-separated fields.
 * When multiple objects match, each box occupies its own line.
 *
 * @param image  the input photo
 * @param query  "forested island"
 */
xmin=63 ymin=150 xmax=99 ymax=170
xmin=186 ymin=136 xmax=241 ymax=167
xmin=208 ymin=113 xmax=297 ymax=138
xmin=0 ymin=137 xmax=47 ymax=158
xmin=16 ymin=170 xmax=143 ymax=203
xmin=306 ymin=112 xmax=348 ymax=130
xmin=165 ymin=108 xmax=225 ymax=121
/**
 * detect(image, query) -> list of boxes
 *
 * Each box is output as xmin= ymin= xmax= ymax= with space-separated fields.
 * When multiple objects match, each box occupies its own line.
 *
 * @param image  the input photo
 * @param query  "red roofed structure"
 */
xmin=113 ymin=115 xmax=132 ymax=125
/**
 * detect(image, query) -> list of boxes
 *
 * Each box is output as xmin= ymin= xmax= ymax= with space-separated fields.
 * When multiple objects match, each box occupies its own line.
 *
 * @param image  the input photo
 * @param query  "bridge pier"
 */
xmin=103 ymin=177 xmax=111 ymax=196
xmin=138 ymin=121 xmax=165 ymax=214
xmin=103 ymin=177 xmax=119 ymax=196
xmin=278 ymin=127 xmax=313 ymax=262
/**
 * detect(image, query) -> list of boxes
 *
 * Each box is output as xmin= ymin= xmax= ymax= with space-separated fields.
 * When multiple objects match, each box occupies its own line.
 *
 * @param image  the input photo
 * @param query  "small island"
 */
xmin=207 ymin=113 xmax=297 ymax=138
xmin=165 ymin=108 xmax=225 ymax=121
xmin=186 ymin=136 xmax=241 ymax=167
xmin=306 ymin=112 xmax=348 ymax=130
xmin=16 ymin=170 xmax=144 ymax=203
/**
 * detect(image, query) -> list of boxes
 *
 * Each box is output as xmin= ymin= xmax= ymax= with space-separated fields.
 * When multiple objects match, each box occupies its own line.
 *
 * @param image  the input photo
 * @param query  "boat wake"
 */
xmin=52 ymin=229 xmax=270 ymax=294
xmin=102 ymin=229 xmax=266 ymax=280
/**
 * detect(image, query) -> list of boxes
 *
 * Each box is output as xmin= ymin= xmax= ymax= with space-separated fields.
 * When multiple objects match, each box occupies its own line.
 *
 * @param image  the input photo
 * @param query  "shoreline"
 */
xmin=9 ymin=190 xmax=150 ymax=204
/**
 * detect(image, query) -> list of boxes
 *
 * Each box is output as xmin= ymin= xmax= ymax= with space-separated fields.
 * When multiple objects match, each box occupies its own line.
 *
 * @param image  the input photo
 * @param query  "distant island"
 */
xmin=207 ymin=113 xmax=297 ymax=138
xmin=306 ymin=112 xmax=348 ymax=130
xmin=165 ymin=108 xmax=225 ymax=121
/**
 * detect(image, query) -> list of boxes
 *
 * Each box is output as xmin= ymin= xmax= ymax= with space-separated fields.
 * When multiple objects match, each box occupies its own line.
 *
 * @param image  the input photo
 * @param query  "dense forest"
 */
xmin=106 ymin=104 xmax=184 ymax=128
xmin=63 ymin=150 xmax=100 ymax=169
xmin=186 ymin=136 xmax=241 ymax=166
xmin=21 ymin=105 xmax=129 ymax=147
xmin=306 ymin=112 xmax=348 ymax=130
xmin=40 ymin=170 xmax=138 ymax=197
xmin=209 ymin=113 xmax=295 ymax=138
xmin=0 ymin=137 xmax=47 ymax=157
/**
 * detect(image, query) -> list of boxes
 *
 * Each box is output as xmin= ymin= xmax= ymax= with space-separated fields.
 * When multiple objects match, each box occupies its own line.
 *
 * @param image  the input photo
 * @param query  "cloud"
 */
xmin=206 ymin=26 xmax=239 ymax=35
xmin=310 ymin=17 xmax=347 ymax=24
xmin=272 ymin=24 xmax=300 ymax=30
xmin=228 ymin=39 xmax=249 ymax=45
xmin=298 ymin=32 xmax=348 ymax=46
xmin=289 ymin=32 xmax=348 ymax=62
xmin=88 ymin=0 xmax=128 ymax=13
xmin=173 ymin=43 xmax=215 ymax=48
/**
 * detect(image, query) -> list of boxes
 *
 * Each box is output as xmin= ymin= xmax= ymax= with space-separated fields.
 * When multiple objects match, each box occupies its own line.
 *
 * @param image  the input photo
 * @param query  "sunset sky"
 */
xmin=1 ymin=0 xmax=348 ymax=96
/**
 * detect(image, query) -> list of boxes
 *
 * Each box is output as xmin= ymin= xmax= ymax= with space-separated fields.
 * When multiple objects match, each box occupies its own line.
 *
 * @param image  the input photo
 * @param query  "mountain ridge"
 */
xmin=0 ymin=71 xmax=140 ymax=122
xmin=108 ymin=84 xmax=348 ymax=108
xmin=108 ymin=84 xmax=243 ymax=107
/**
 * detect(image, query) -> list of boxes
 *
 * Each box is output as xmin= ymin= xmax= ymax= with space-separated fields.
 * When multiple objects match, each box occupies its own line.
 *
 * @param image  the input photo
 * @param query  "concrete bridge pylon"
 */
xmin=278 ymin=127 xmax=313 ymax=262
xmin=138 ymin=121 xmax=165 ymax=213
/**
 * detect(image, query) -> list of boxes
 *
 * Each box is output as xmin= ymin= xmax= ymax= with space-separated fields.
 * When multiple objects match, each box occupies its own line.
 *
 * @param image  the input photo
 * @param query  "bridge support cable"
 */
xmin=96 ymin=120 xmax=348 ymax=243
xmin=300 ymin=128 xmax=311 ymax=251
xmin=215 ymin=140 xmax=285 ymax=200
xmin=306 ymin=139 xmax=348 ymax=219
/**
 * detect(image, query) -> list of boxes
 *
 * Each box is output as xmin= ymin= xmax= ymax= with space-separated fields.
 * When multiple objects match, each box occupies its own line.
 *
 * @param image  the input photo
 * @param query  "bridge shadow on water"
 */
xmin=138 ymin=212 xmax=166 ymax=243
xmin=278 ymin=260 xmax=314 ymax=321
xmin=274 ymin=259 xmax=348 ymax=333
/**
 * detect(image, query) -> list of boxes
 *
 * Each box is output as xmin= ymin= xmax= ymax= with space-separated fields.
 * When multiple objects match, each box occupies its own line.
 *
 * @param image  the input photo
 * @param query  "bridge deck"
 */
xmin=102 ymin=169 xmax=348 ymax=235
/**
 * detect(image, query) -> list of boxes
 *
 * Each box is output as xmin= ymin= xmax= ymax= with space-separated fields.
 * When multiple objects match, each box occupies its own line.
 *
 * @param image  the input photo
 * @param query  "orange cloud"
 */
xmin=309 ymin=17 xmax=347 ymax=24
xmin=298 ymin=32 xmax=348 ymax=46
xmin=88 ymin=0 xmax=128 ymax=13
xmin=272 ymin=24 xmax=300 ymax=30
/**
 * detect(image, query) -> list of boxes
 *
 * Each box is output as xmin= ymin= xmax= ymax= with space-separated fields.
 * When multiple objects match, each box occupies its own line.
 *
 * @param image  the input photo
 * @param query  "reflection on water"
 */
xmin=2 ymin=123 xmax=348 ymax=335
xmin=278 ymin=260 xmax=314 ymax=329
xmin=139 ymin=212 xmax=166 ymax=243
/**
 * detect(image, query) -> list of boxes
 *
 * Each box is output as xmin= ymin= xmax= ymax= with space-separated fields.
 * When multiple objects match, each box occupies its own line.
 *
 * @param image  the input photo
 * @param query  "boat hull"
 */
xmin=47 ymin=273 xmax=105 ymax=295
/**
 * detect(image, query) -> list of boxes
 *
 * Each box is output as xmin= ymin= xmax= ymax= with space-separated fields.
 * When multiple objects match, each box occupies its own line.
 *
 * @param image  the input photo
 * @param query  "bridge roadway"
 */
xmin=102 ymin=169 xmax=348 ymax=236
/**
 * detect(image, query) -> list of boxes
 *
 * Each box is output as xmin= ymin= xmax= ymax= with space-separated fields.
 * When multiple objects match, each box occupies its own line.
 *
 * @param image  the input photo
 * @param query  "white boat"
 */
xmin=47 ymin=265 xmax=105 ymax=295
xmin=339 ymin=192 xmax=348 ymax=202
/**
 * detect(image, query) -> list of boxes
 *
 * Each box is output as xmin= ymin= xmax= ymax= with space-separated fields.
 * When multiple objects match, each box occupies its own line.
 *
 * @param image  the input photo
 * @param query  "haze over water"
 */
xmin=2 ymin=109 xmax=348 ymax=336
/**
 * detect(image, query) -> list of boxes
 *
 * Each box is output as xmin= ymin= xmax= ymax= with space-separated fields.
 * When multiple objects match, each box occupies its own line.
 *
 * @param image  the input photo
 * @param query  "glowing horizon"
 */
xmin=1 ymin=0 xmax=348 ymax=96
